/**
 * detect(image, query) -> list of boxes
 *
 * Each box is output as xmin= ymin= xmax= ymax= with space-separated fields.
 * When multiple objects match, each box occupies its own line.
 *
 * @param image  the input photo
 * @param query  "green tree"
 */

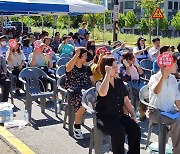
xmin=137 ymin=0 xmax=164 ymax=43
xmin=95 ymin=10 xmax=111 ymax=29
xmin=125 ymin=11 xmax=138 ymax=33
xmin=137 ymin=18 xmax=148 ymax=35
xmin=118 ymin=13 xmax=125 ymax=32
xmin=171 ymin=11 xmax=180 ymax=30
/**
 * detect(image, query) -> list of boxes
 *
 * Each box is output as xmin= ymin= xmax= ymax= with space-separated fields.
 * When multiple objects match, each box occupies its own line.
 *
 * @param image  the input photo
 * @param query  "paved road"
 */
xmin=0 ymin=138 xmax=17 ymax=154
xmin=0 ymin=91 xmax=172 ymax=154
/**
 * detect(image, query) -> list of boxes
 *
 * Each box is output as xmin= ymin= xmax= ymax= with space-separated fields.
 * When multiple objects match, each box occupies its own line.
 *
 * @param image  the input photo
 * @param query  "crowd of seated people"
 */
xmin=1 ymin=22 xmax=180 ymax=154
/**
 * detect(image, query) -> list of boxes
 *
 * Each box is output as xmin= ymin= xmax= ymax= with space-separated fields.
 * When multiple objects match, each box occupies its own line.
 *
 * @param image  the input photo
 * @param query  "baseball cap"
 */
xmin=137 ymin=37 xmax=146 ymax=42
xmin=95 ymin=47 xmax=110 ymax=55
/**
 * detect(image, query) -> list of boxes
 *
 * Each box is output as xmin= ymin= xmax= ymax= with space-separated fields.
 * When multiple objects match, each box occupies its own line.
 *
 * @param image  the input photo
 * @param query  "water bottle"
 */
xmin=24 ymin=110 xmax=29 ymax=123
xmin=56 ymin=100 xmax=60 ymax=114
xmin=9 ymin=109 xmax=14 ymax=121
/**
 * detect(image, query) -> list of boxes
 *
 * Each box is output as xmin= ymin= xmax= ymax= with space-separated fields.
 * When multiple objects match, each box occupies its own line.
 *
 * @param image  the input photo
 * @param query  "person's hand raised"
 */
xmin=105 ymin=65 xmax=112 ymax=75
xmin=145 ymin=46 xmax=150 ymax=51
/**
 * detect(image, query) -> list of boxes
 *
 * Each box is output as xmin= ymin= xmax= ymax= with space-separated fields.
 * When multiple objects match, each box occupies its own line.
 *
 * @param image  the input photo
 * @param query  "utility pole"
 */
xmin=113 ymin=0 xmax=119 ymax=41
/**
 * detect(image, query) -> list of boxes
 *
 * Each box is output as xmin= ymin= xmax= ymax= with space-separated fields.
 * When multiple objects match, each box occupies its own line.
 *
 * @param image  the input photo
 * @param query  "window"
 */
xmin=125 ymin=1 xmax=134 ymax=9
xmin=168 ymin=1 xmax=173 ymax=9
xmin=168 ymin=12 xmax=173 ymax=20
xmin=174 ymin=2 xmax=178 ymax=10
xmin=120 ymin=2 xmax=124 ymax=13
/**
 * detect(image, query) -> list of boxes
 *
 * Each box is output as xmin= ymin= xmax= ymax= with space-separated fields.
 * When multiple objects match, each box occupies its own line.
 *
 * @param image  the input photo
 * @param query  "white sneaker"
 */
xmin=73 ymin=125 xmax=83 ymax=140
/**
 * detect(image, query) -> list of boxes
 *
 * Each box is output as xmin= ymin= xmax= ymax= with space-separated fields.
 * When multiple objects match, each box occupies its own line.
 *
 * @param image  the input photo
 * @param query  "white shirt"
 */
xmin=6 ymin=51 xmax=26 ymax=70
xmin=133 ymin=46 xmax=149 ymax=59
xmin=148 ymin=72 xmax=180 ymax=112
xmin=148 ymin=46 xmax=160 ymax=61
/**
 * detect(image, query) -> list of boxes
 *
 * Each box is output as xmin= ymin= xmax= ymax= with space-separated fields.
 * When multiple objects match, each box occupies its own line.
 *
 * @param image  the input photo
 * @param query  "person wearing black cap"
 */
xmin=58 ymin=35 xmax=74 ymax=55
xmin=0 ymin=35 xmax=8 ymax=58
xmin=149 ymin=38 xmax=160 ymax=61
xmin=133 ymin=37 xmax=150 ymax=62
xmin=80 ymin=32 xmax=90 ymax=47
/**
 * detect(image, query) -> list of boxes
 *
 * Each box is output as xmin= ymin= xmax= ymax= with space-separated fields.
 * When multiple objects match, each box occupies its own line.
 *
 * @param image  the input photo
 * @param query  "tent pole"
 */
xmin=21 ymin=16 xmax=24 ymax=33
xmin=103 ymin=13 xmax=105 ymax=44
xmin=68 ymin=14 xmax=70 ymax=34
xmin=42 ymin=15 xmax=44 ymax=32
xmin=27 ymin=12 xmax=30 ymax=33
xmin=1 ymin=12 xmax=3 ymax=35
xmin=53 ymin=14 xmax=55 ymax=36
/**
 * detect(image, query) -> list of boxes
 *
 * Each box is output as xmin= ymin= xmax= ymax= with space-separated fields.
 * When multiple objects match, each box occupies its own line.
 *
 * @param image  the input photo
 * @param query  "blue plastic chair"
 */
xmin=56 ymin=57 xmax=71 ymax=68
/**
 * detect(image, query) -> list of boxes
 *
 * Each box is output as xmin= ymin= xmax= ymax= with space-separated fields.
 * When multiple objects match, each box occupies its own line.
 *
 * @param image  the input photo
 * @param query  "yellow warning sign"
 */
xmin=152 ymin=7 xmax=164 ymax=19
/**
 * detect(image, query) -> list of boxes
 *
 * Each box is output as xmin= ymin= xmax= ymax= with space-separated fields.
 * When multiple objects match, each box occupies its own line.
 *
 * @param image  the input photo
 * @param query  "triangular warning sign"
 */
xmin=152 ymin=7 xmax=164 ymax=19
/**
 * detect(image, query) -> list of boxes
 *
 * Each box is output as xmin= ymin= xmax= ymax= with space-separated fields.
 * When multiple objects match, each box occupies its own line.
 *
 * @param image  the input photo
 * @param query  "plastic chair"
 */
xmin=140 ymin=59 xmax=153 ymax=70
xmin=57 ymin=74 xmax=75 ymax=136
xmin=59 ymin=53 xmax=73 ymax=59
xmin=56 ymin=65 xmax=66 ymax=79
xmin=140 ymin=59 xmax=153 ymax=81
xmin=81 ymin=87 xmax=111 ymax=154
xmin=139 ymin=85 xmax=169 ymax=154
xmin=19 ymin=67 xmax=57 ymax=121
xmin=56 ymin=57 xmax=71 ymax=67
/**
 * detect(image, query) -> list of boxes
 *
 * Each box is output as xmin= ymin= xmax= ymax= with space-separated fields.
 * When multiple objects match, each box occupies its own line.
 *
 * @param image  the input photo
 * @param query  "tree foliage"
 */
xmin=125 ymin=11 xmax=138 ymax=28
xmin=171 ymin=11 xmax=180 ymax=30
xmin=137 ymin=18 xmax=148 ymax=34
xmin=118 ymin=13 xmax=125 ymax=29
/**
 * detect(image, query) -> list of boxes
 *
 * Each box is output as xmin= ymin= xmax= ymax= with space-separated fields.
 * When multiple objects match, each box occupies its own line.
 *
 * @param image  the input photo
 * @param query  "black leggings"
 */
xmin=97 ymin=114 xmax=141 ymax=154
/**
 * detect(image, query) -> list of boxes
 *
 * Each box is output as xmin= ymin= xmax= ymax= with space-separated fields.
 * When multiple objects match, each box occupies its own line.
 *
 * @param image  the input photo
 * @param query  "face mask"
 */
xmin=1 ymin=41 xmax=7 ymax=46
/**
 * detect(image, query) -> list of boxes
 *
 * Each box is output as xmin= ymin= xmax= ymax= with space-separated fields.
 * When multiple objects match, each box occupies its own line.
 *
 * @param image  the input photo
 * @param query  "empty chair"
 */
xmin=81 ymin=87 xmax=111 ymax=154
xmin=56 ymin=65 xmax=66 ymax=79
xmin=140 ymin=59 xmax=153 ymax=70
xmin=19 ymin=67 xmax=57 ymax=121
xmin=57 ymin=74 xmax=75 ymax=136
xmin=139 ymin=85 xmax=169 ymax=154
xmin=56 ymin=57 xmax=71 ymax=67
xmin=59 ymin=53 xmax=73 ymax=59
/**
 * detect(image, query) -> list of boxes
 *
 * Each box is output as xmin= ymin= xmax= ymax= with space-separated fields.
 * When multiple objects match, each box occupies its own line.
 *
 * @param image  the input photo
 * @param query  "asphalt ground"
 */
xmin=0 ymin=90 xmax=173 ymax=154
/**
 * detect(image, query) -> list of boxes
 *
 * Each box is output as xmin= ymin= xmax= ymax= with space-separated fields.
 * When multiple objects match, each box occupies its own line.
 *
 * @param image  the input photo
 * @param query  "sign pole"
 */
xmin=113 ymin=0 xmax=118 ymax=41
xmin=157 ymin=19 xmax=158 ymax=37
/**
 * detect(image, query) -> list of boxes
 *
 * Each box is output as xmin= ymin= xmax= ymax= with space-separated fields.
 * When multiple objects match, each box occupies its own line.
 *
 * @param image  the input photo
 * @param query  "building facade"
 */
xmin=107 ymin=0 xmax=180 ymax=37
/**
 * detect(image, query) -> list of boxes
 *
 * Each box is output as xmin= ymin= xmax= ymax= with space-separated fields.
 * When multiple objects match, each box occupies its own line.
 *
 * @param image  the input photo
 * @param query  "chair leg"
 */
xmin=158 ymin=123 xmax=167 ymax=154
xmin=68 ymin=105 xmax=75 ymax=136
xmin=146 ymin=121 xmax=153 ymax=149
xmin=26 ymin=97 xmax=32 ymax=121
xmin=40 ymin=97 xmax=46 ymax=113
xmin=89 ymin=128 xmax=94 ymax=154
xmin=94 ymin=127 xmax=103 ymax=154
xmin=63 ymin=106 xmax=68 ymax=129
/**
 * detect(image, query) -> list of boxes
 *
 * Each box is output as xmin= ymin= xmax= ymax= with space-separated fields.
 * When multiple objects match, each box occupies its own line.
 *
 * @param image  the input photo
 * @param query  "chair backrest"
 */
xmin=140 ymin=59 xmax=153 ymax=70
xmin=178 ymin=81 xmax=180 ymax=92
xmin=59 ymin=74 xmax=66 ymax=89
xmin=81 ymin=87 xmax=97 ymax=113
xmin=56 ymin=57 xmax=71 ymax=67
xmin=139 ymin=85 xmax=149 ymax=106
xmin=56 ymin=65 xmax=66 ymax=78
xmin=60 ymin=53 xmax=73 ymax=59
xmin=19 ymin=67 xmax=47 ymax=93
